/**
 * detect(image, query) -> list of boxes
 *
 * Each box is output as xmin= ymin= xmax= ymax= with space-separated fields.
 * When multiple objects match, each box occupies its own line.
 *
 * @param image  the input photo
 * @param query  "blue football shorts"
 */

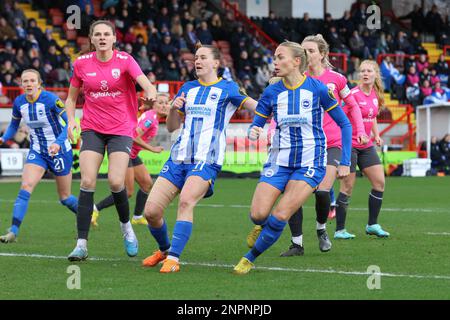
xmin=158 ymin=158 xmax=221 ymax=198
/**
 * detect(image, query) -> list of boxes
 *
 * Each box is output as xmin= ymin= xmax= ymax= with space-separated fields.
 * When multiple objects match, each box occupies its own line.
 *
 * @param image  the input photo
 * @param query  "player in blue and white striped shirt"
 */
xmin=0 ymin=69 xmax=78 ymax=243
xmin=142 ymin=44 xmax=257 ymax=273
xmin=233 ymin=41 xmax=352 ymax=274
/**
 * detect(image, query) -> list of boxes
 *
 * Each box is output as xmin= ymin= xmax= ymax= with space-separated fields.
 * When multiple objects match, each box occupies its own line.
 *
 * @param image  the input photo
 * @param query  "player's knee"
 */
xmin=250 ymin=206 xmax=269 ymax=223
xmin=80 ymin=176 xmax=96 ymax=190
xmin=144 ymin=202 xmax=163 ymax=226
xmin=109 ymin=180 xmax=125 ymax=193
xmin=272 ymin=210 xmax=290 ymax=222
xmin=20 ymin=182 xmax=35 ymax=193
xmin=373 ymin=181 xmax=385 ymax=192
xmin=178 ymin=194 xmax=197 ymax=212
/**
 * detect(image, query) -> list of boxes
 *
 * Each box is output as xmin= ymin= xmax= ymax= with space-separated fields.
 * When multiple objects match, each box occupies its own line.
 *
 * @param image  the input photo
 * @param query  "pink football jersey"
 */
xmin=70 ymin=50 xmax=144 ymax=137
xmin=350 ymin=86 xmax=379 ymax=149
xmin=130 ymin=110 xmax=159 ymax=159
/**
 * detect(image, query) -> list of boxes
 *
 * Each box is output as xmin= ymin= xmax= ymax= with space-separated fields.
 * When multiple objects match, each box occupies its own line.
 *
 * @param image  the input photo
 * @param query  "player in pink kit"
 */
xmin=336 ymin=60 xmax=389 ymax=238
xmin=278 ymin=34 xmax=369 ymax=256
xmin=91 ymin=93 xmax=169 ymax=227
xmin=65 ymin=20 xmax=157 ymax=261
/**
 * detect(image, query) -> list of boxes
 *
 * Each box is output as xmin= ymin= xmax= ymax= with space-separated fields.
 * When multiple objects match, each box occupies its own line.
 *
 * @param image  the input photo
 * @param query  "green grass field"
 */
xmin=0 ymin=176 xmax=449 ymax=300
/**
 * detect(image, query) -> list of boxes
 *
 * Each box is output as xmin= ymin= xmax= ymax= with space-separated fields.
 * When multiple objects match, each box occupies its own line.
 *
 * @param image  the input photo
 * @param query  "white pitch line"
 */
xmin=0 ymin=198 xmax=448 ymax=213
xmin=425 ymin=232 xmax=450 ymax=236
xmin=1 ymin=252 xmax=450 ymax=281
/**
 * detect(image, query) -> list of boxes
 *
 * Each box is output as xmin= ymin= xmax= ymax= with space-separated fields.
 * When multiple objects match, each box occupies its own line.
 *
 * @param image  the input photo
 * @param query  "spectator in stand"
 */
xmin=349 ymin=30 xmax=365 ymax=59
xmin=189 ymin=0 xmax=204 ymax=21
xmin=376 ymin=32 xmax=392 ymax=56
xmin=404 ymin=55 xmax=417 ymax=74
xmin=236 ymin=50 xmax=252 ymax=79
xmin=352 ymin=1 xmax=367 ymax=32
xmin=409 ymin=30 xmax=426 ymax=55
xmin=1 ymin=59 xmax=16 ymax=79
xmin=136 ymin=47 xmax=152 ymax=74
xmin=362 ymin=29 xmax=377 ymax=59
xmin=4 ymin=2 xmax=27 ymax=28
xmin=27 ymin=18 xmax=44 ymax=44
xmin=299 ymin=12 xmax=317 ymax=39
xmin=1 ymin=73 xmax=18 ymax=88
xmin=395 ymin=31 xmax=412 ymax=54
xmin=435 ymin=54 xmax=449 ymax=83
xmin=406 ymin=66 xmax=420 ymax=107
xmin=0 ymin=17 xmax=16 ymax=41
xmin=132 ymin=34 xmax=147 ymax=54
xmin=55 ymin=60 xmax=72 ymax=87
xmin=14 ymin=18 xmax=27 ymax=40
xmin=439 ymin=134 xmax=450 ymax=173
xmin=420 ymin=79 xmax=432 ymax=102
xmin=131 ymin=0 xmax=149 ymax=23
xmin=131 ymin=21 xmax=148 ymax=44
xmin=179 ymin=66 xmax=191 ymax=82
xmin=159 ymin=33 xmax=178 ymax=59
xmin=429 ymin=136 xmax=446 ymax=173
xmin=196 ymin=20 xmax=213 ymax=45
xmin=430 ymin=68 xmax=441 ymax=86
xmin=420 ymin=67 xmax=431 ymax=85
xmin=338 ymin=10 xmax=355 ymax=40
xmin=241 ymin=74 xmax=258 ymax=98
xmin=210 ymin=13 xmax=225 ymax=41
xmin=416 ymin=54 xmax=429 ymax=73
xmin=184 ymin=23 xmax=198 ymax=52
xmin=40 ymin=29 xmax=62 ymax=54
xmin=165 ymin=61 xmax=180 ymax=81
xmin=327 ymin=26 xmax=351 ymax=56
xmin=44 ymin=45 xmax=62 ymax=69
xmin=425 ymin=5 xmax=444 ymax=42
xmin=263 ymin=11 xmax=283 ymax=43
xmin=156 ymin=6 xmax=172 ymax=30
xmin=399 ymin=4 xmax=425 ymax=32
xmin=231 ymin=25 xmax=249 ymax=49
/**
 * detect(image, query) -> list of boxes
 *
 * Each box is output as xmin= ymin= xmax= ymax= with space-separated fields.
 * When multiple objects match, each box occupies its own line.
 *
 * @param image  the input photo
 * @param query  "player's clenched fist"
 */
xmin=171 ymin=92 xmax=186 ymax=109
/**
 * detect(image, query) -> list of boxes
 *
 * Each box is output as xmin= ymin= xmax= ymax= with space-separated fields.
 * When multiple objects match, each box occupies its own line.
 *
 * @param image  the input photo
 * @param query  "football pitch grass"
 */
xmin=0 ymin=176 xmax=449 ymax=300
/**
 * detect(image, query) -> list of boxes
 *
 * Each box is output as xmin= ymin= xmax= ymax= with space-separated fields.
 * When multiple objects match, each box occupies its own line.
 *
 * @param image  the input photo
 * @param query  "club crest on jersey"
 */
xmin=210 ymin=93 xmax=218 ymax=100
xmin=373 ymin=98 xmax=378 ymax=106
xmin=301 ymin=99 xmax=311 ymax=109
xmin=112 ymin=68 xmax=120 ymax=79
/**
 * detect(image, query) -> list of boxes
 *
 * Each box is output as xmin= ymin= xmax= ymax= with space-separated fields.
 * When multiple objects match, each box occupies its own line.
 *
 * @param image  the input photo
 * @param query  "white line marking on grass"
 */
xmin=1 ymin=252 xmax=450 ymax=281
xmin=425 ymin=232 xmax=450 ymax=236
xmin=0 ymin=199 xmax=448 ymax=213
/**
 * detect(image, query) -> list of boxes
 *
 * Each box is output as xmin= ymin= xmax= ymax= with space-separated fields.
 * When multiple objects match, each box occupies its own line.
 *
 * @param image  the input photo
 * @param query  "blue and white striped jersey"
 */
xmin=255 ymin=76 xmax=339 ymax=168
xmin=12 ymin=90 xmax=71 ymax=155
xmin=170 ymin=78 xmax=248 ymax=165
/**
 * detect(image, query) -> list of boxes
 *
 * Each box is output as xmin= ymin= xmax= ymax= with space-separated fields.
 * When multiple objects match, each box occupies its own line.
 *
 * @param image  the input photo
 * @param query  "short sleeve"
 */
xmin=12 ymin=98 xmax=22 ymax=119
xmin=228 ymin=82 xmax=249 ymax=110
xmin=127 ymin=54 xmax=145 ymax=80
xmin=70 ymin=60 xmax=82 ymax=88
xmin=255 ymin=86 xmax=273 ymax=119
xmin=319 ymin=82 xmax=339 ymax=112
xmin=337 ymin=74 xmax=351 ymax=99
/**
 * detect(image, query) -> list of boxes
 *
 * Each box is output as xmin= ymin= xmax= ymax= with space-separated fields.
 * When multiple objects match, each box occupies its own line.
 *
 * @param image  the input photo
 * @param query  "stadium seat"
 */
xmin=181 ymin=52 xmax=195 ymax=63
xmin=76 ymin=37 xmax=90 ymax=47
xmin=52 ymin=14 xmax=64 ymax=27
xmin=66 ymin=29 xmax=77 ymax=41
xmin=217 ymin=41 xmax=230 ymax=49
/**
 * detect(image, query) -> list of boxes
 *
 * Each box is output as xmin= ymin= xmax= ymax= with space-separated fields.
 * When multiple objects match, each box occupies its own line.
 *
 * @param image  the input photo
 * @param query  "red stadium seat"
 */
xmin=76 ymin=37 xmax=90 ymax=47
xmin=52 ymin=14 xmax=64 ymax=27
xmin=217 ymin=41 xmax=230 ymax=49
xmin=66 ymin=29 xmax=77 ymax=41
